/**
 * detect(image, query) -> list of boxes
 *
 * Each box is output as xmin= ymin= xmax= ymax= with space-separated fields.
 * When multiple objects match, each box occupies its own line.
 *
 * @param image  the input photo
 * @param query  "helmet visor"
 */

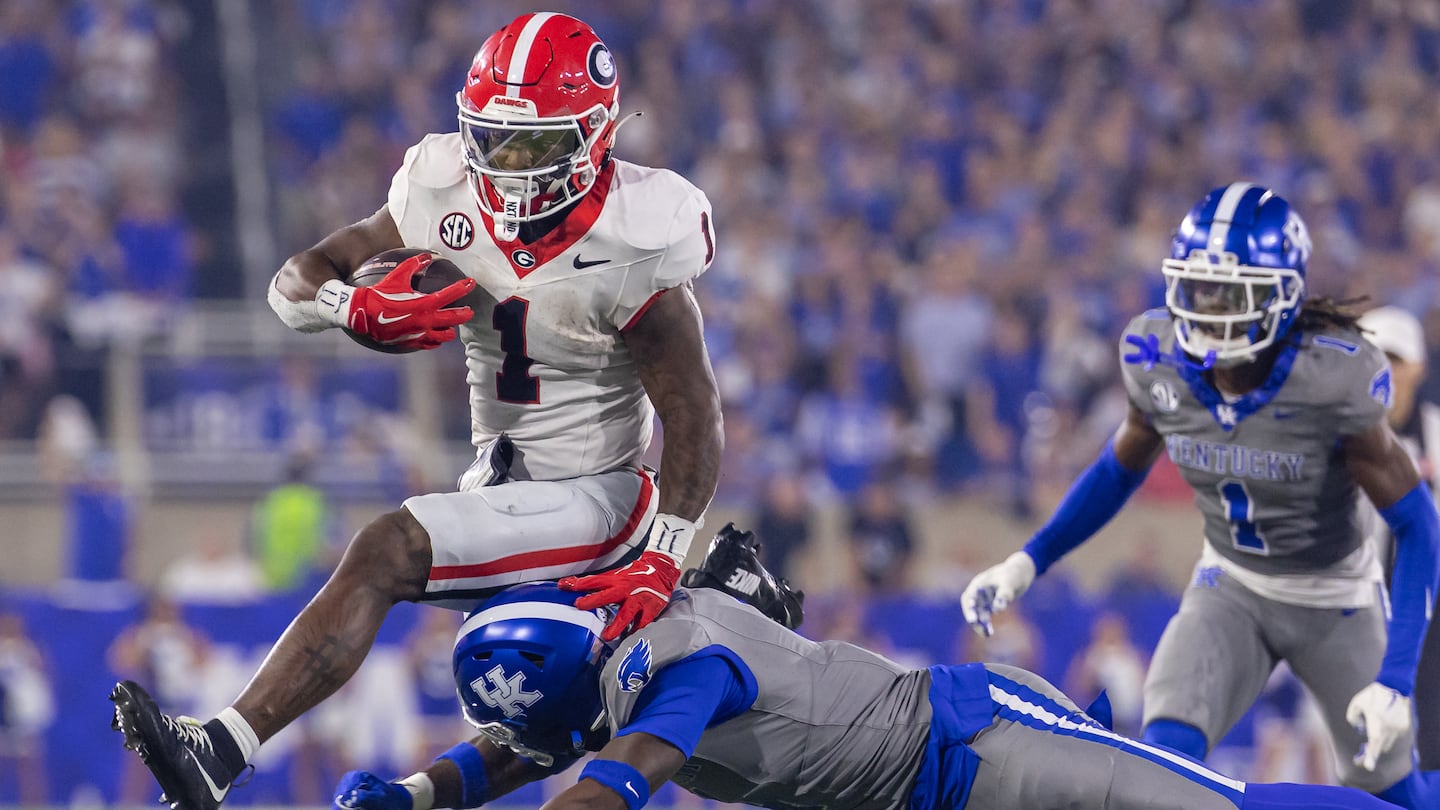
xmin=461 ymin=121 xmax=582 ymax=175
xmin=1173 ymin=278 xmax=1270 ymax=323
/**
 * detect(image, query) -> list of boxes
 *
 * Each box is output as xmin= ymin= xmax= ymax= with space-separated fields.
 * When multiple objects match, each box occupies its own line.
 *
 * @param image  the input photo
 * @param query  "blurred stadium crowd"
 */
xmin=5 ymin=0 xmax=1440 ymax=804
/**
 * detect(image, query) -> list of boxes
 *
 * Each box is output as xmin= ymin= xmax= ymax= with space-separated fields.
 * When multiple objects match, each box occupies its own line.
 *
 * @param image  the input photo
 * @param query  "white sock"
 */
xmin=215 ymin=707 xmax=260 ymax=763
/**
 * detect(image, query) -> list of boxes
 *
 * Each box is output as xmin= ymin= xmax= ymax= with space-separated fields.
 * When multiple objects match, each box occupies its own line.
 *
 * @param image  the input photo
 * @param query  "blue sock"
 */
xmin=1243 ymin=783 xmax=1400 ymax=809
xmin=1376 ymin=769 xmax=1438 ymax=810
xmin=1141 ymin=719 xmax=1208 ymax=761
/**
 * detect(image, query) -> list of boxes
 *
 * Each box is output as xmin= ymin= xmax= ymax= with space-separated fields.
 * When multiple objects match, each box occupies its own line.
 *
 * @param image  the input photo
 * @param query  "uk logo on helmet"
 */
xmin=471 ymin=664 xmax=543 ymax=718
xmin=618 ymin=639 xmax=653 ymax=693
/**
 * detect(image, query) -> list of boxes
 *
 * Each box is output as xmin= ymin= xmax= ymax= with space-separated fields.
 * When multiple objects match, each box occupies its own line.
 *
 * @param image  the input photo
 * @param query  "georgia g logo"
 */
xmin=471 ymin=664 xmax=542 ymax=718
xmin=587 ymin=42 xmax=616 ymax=88
xmin=617 ymin=639 xmax=653 ymax=693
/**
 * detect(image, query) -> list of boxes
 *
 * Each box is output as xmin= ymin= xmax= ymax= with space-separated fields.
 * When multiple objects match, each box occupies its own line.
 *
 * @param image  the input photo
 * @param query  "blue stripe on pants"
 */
xmin=986 ymin=671 xmax=1246 ymax=808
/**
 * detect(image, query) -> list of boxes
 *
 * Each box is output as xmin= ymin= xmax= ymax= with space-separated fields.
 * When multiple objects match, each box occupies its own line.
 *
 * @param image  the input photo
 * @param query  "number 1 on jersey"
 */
xmin=1218 ymin=479 xmax=1268 ymax=554
xmin=493 ymin=297 xmax=539 ymax=403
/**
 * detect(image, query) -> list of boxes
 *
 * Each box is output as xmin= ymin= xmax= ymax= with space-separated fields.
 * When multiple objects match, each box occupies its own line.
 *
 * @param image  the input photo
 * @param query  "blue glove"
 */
xmin=333 ymin=771 xmax=413 ymax=810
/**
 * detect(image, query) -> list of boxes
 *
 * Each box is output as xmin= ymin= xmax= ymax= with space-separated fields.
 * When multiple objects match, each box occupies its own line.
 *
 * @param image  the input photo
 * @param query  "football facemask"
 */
xmin=1164 ymin=182 xmax=1311 ymax=367
xmin=1162 ymin=250 xmax=1304 ymax=366
xmin=457 ymin=104 xmax=609 ymax=234
xmin=456 ymin=13 xmax=621 ymax=237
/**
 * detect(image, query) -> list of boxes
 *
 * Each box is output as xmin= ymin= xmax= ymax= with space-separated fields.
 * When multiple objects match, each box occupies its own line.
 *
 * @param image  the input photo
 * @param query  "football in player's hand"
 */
xmin=345 ymin=248 xmax=476 ymax=354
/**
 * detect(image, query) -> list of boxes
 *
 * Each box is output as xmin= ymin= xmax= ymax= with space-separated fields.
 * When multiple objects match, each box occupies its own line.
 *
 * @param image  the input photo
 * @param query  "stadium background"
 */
xmin=2 ymin=0 xmax=1440 ymax=805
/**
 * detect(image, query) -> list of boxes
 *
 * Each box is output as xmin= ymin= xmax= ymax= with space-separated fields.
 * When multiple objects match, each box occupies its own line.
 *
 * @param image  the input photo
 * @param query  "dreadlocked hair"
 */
xmin=1295 ymin=296 xmax=1367 ymax=333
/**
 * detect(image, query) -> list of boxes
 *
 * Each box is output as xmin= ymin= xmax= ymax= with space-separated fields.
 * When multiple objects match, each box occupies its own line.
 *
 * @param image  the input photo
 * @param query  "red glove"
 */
xmin=559 ymin=551 xmax=681 ymax=641
xmin=319 ymin=252 xmax=476 ymax=350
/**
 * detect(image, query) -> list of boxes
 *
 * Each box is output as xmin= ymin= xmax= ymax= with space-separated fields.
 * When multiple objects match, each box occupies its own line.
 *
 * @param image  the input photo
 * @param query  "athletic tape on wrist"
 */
xmin=580 ymin=758 xmax=650 ymax=810
xmin=396 ymin=773 xmax=435 ymax=810
xmin=649 ymin=513 xmax=696 ymax=566
xmin=437 ymin=742 xmax=489 ymax=808
xmin=316 ymin=278 xmax=355 ymax=326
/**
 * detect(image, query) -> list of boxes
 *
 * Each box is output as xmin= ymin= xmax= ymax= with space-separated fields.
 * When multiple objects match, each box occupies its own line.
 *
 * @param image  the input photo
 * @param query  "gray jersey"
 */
xmin=600 ymin=588 xmax=932 ymax=810
xmin=1120 ymin=310 xmax=1391 ymax=576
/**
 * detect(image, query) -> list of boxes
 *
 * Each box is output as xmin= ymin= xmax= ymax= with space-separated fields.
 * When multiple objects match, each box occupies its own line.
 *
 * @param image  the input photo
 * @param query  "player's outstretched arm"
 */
xmin=962 ymin=405 xmax=1162 ymax=636
xmin=332 ymin=737 xmax=553 ymax=810
xmin=540 ymin=733 xmax=687 ymax=810
xmin=1344 ymin=421 xmax=1440 ymax=771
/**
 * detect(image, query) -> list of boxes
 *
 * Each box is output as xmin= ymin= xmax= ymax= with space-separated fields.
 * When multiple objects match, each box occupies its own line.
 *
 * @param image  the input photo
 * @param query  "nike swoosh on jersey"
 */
xmin=190 ymin=750 xmax=230 ymax=803
xmin=572 ymin=256 xmax=610 ymax=269
xmin=376 ymin=312 xmax=411 ymax=324
xmin=625 ymin=781 xmax=639 ymax=797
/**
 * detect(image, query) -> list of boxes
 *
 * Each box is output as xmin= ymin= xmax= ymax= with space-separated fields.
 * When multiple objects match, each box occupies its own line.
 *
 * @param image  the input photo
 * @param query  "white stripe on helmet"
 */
xmin=1206 ymin=181 xmax=1257 ymax=256
xmin=456 ymin=599 xmax=604 ymax=643
xmin=505 ymin=12 xmax=557 ymax=99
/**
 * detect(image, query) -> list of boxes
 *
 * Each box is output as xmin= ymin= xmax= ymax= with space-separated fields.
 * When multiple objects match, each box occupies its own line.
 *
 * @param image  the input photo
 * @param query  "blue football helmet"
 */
xmin=1162 ymin=182 xmax=1311 ymax=366
xmin=453 ymin=583 xmax=613 ymax=767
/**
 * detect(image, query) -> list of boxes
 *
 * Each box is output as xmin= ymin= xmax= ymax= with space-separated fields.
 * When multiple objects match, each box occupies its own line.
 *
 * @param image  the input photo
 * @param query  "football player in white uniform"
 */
xmin=110 ymin=14 xmax=727 ymax=810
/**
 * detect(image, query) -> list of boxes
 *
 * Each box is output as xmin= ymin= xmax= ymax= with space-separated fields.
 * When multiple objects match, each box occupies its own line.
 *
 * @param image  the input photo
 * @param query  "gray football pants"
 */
xmin=965 ymin=664 xmax=1249 ymax=809
xmin=1142 ymin=569 xmax=1413 ymax=793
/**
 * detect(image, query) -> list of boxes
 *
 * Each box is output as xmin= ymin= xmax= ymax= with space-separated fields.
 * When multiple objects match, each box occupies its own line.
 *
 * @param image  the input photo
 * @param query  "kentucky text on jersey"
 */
xmin=1165 ymin=435 xmax=1305 ymax=482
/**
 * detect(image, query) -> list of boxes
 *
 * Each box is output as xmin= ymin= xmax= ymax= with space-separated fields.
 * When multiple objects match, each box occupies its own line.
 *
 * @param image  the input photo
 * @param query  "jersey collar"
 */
xmin=1174 ymin=336 xmax=1300 ymax=431
xmin=477 ymin=161 xmax=617 ymax=279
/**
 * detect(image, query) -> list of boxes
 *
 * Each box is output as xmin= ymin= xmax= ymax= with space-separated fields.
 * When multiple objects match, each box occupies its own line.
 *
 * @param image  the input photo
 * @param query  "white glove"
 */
xmin=961 ymin=551 xmax=1037 ymax=637
xmin=1345 ymin=681 xmax=1413 ymax=772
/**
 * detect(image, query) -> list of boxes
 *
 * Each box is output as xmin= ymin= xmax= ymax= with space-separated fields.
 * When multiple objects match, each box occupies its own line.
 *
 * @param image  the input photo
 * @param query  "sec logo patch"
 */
xmin=1150 ymin=380 xmax=1180 ymax=413
xmin=439 ymin=212 xmax=474 ymax=250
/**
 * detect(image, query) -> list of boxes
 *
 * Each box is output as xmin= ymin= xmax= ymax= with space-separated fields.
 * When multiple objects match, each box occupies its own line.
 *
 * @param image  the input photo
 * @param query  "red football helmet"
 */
xmin=457 ymin=12 xmax=620 ymax=237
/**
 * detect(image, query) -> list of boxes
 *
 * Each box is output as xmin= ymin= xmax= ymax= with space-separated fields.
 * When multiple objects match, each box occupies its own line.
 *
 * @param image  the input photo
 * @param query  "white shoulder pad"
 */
xmin=608 ymin=164 xmax=715 ymax=330
xmin=387 ymin=133 xmax=468 ymax=227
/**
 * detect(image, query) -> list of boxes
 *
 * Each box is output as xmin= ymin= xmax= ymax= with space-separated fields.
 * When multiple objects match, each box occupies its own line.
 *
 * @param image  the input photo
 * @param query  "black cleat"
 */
xmin=110 ymin=680 xmax=232 ymax=810
xmin=682 ymin=523 xmax=806 ymax=629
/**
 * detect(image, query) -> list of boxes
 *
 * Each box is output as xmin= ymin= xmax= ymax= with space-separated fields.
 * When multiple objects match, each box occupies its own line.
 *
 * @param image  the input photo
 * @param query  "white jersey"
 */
xmin=387 ymin=133 xmax=715 ymax=481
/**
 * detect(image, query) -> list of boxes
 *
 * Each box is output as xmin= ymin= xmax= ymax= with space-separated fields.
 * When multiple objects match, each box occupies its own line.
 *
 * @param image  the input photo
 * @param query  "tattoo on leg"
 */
xmin=293 ymin=633 xmax=359 ymax=705
xmin=236 ymin=511 xmax=428 ymax=739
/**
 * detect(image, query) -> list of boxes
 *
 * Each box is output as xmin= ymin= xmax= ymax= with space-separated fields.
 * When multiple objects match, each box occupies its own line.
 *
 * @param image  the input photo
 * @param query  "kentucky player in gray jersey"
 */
xmin=962 ymin=183 xmax=1440 ymax=808
xmin=327 ymin=581 xmax=1397 ymax=810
